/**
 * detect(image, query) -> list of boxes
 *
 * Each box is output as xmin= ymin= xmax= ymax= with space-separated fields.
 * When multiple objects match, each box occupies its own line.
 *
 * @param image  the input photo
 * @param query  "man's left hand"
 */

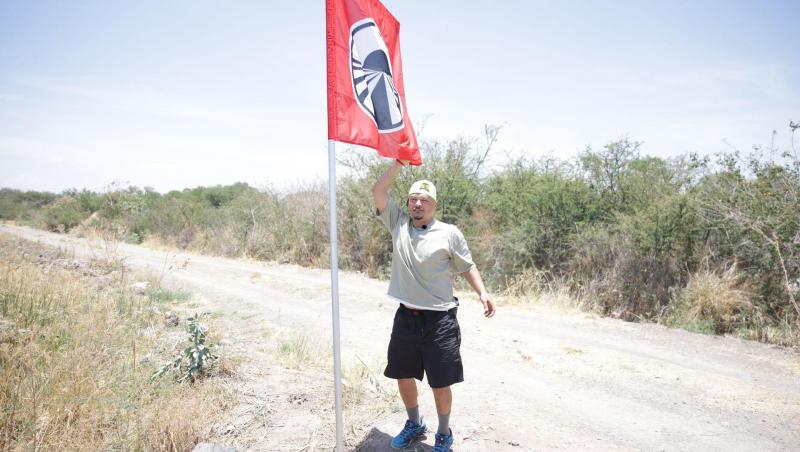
xmin=480 ymin=293 xmax=496 ymax=318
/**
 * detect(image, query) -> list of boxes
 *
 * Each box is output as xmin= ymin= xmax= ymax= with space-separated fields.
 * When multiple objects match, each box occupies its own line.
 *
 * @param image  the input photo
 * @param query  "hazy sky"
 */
xmin=1 ymin=0 xmax=798 ymax=193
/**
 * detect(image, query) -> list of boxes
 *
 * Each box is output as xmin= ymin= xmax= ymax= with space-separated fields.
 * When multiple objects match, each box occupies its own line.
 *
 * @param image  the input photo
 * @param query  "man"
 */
xmin=372 ymin=159 xmax=496 ymax=451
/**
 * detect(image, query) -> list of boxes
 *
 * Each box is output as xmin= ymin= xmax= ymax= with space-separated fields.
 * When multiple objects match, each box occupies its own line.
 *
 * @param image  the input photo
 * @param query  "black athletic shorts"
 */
xmin=383 ymin=303 xmax=463 ymax=388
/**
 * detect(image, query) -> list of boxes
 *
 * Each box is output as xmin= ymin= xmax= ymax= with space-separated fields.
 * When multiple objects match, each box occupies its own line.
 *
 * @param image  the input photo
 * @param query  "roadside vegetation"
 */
xmin=1 ymin=123 xmax=798 ymax=346
xmin=0 ymin=234 xmax=230 ymax=450
xmin=0 ymin=232 xmax=394 ymax=450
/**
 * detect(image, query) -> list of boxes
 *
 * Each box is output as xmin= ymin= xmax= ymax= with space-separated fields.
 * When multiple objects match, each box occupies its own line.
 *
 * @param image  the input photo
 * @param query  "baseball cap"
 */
xmin=408 ymin=180 xmax=437 ymax=202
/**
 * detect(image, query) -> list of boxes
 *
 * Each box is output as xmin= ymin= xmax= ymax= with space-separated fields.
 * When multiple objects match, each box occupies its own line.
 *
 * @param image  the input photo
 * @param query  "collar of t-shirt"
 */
xmin=410 ymin=219 xmax=436 ymax=233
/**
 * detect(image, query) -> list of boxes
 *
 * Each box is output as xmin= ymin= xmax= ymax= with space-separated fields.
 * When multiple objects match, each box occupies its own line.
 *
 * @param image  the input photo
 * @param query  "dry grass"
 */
xmin=275 ymin=332 xmax=322 ymax=369
xmin=500 ymin=267 xmax=581 ymax=311
xmin=677 ymin=265 xmax=753 ymax=334
xmin=503 ymin=267 xmax=554 ymax=297
xmin=0 ymin=235 xmax=230 ymax=451
xmin=742 ymin=320 xmax=800 ymax=347
xmin=264 ymin=329 xmax=396 ymax=448
xmin=270 ymin=330 xmax=393 ymax=409
xmin=341 ymin=356 xmax=394 ymax=411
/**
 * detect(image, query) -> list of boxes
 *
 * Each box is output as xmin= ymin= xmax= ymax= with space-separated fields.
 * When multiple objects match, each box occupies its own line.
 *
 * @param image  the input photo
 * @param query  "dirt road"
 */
xmin=3 ymin=224 xmax=798 ymax=451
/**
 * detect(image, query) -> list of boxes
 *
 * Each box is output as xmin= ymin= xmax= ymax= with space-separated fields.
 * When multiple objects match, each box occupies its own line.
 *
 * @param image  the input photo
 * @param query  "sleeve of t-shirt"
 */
xmin=376 ymin=198 xmax=403 ymax=233
xmin=449 ymin=226 xmax=476 ymax=273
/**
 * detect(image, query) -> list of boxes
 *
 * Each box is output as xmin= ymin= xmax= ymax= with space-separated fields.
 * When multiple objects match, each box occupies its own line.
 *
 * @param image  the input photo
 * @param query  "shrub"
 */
xmin=694 ymin=142 xmax=800 ymax=327
xmin=570 ymin=223 xmax=679 ymax=320
xmin=42 ymin=196 xmax=88 ymax=232
xmin=481 ymin=156 xmax=596 ymax=282
xmin=0 ymin=188 xmax=57 ymax=221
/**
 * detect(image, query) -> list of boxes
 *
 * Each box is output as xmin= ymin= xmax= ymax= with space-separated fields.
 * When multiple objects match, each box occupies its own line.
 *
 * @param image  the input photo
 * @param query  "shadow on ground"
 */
xmin=354 ymin=427 xmax=433 ymax=451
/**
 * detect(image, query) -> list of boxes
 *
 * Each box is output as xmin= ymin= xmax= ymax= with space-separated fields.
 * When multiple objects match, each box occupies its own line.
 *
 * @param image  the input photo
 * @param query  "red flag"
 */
xmin=326 ymin=0 xmax=421 ymax=165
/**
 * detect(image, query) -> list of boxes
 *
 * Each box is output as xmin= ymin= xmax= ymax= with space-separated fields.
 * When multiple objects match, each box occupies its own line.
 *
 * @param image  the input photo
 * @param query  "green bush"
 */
xmin=42 ymin=196 xmax=88 ymax=232
xmin=0 ymin=188 xmax=57 ymax=221
xmin=569 ymin=222 xmax=679 ymax=319
xmin=481 ymin=156 xmax=596 ymax=281
xmin=694 ymin=146 xmax=800 ymax=326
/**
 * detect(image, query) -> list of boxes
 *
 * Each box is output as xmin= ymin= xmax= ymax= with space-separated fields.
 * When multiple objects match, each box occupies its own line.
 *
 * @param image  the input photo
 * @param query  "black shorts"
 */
xmin=384 ymin=304 xmax=463 ymax=388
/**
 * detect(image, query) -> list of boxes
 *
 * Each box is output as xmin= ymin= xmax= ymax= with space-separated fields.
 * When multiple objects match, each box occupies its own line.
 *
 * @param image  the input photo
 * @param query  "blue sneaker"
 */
xmin=433 ymin=428 xmax=454 ymax=452
xmin=390 ymin=418 xmax=426 ymax=449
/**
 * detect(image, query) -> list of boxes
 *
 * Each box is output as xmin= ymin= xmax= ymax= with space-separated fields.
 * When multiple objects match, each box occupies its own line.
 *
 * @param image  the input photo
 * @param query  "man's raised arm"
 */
xmin=372 ymin=160 xmax=405 ymax=214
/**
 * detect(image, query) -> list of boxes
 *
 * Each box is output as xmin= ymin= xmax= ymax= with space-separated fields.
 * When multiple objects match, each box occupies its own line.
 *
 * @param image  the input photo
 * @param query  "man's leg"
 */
xmin=391 ymin=378 xmax=426 ymax=448
xmin=431 ymin=386 xmax=452 ymax=435
xmin=398 ymin=378 xmax=420 ymax=423
xmin=424 ymin=309 xmax=459 ymax=448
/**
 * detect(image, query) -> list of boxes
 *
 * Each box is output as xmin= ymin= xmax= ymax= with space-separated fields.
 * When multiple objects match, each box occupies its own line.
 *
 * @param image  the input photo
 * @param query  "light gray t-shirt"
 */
xmin=377 ymin=199 xmax=475 ymax=311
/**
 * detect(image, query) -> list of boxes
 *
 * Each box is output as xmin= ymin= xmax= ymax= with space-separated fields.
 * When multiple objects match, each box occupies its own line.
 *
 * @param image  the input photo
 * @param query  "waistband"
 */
xmin=399 ymin=302 xmax=458 ymax=316
xmin=400 ymin=303 xmax=423 ymax=316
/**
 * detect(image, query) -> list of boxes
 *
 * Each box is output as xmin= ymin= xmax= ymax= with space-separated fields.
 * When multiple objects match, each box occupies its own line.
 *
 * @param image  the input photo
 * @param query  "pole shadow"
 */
xmin=353 ymin=427 xmax=433 ymax=451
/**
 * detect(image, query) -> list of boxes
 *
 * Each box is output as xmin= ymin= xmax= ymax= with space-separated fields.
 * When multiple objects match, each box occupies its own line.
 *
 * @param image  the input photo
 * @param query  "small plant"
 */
xmin=152 ymin=313 xmax=217 ymax=383
xmin=146 ymin=287 xmax=191 ymax=303
xmin=276 ymin=333 xmax=317 ymax=368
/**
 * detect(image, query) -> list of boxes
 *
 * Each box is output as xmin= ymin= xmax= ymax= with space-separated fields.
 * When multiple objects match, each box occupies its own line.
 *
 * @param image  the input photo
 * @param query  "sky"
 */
xmin=1 ymin=0 xmax=798 ymax=193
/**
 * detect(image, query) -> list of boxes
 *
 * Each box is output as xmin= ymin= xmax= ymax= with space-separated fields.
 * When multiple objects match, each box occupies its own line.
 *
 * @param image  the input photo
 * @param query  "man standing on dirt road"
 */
xmin=372 ymin=159 xmax=496 ymax=451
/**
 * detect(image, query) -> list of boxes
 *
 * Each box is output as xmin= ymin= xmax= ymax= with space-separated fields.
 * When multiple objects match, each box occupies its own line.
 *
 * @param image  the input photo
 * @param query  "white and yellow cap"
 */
xmin=408 ymin=180 xmax=437 ymax=202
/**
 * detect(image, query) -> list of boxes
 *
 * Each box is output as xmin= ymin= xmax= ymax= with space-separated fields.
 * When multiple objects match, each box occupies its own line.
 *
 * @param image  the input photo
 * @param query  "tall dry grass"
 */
xmin=500 ymin=267 xmax=578 ymax=310
xmin=673 ymin=264 xmax=798 ymax=345
xmin=0 ymin=236 xmax=228 ymax=450
xmin=676 ymin=265 xmax=753 ymax=334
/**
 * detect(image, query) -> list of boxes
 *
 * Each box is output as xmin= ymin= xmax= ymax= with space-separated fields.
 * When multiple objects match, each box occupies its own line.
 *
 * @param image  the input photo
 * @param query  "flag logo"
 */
xmin=350 ymin=18 xmax=404 ymax=133
xmin=327 ymin=0 xmax=420 ymax=163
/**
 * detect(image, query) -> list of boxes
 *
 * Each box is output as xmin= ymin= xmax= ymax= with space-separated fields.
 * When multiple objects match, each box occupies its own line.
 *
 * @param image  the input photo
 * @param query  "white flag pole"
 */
xmin=328 ymin=139 xmax=344 ymax=452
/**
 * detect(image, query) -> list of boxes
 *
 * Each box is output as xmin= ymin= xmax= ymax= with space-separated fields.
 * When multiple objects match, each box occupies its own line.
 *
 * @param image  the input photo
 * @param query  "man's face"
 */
xmin=407 ymin=194 xmax=436 ymax=223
